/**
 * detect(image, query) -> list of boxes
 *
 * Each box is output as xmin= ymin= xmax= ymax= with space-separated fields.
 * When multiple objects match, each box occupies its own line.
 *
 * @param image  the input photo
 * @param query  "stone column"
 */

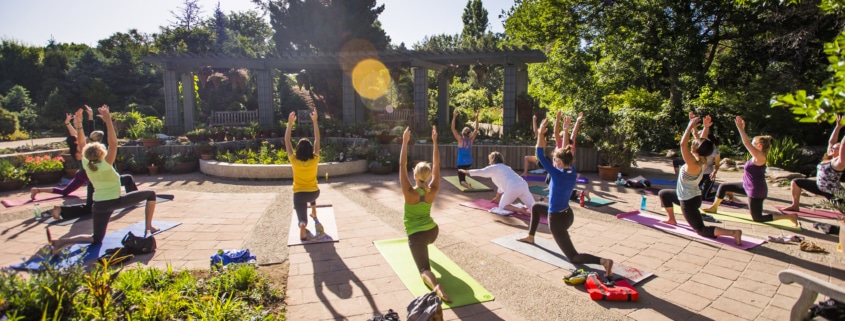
xmin=437 ymin=71 xmax=451 ymax=129
xmin=163 ymin=70 xmax=180 ymax=133
xmin=255 ymin=69 xmax=274 ymax=129
xmin=181 ymin=72 xmax=195 ymax=132
xmin=413 ymin=67 xmax=429 ymax=131
xmin=502 ymin=65 xmax=517 ymax=132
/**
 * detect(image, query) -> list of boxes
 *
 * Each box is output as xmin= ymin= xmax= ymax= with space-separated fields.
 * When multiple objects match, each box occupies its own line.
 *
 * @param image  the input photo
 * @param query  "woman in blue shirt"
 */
xmin=451 ymin=109 xmax=479 ymax=189
xmin=517 ymin=116 xmax=614 ymax=278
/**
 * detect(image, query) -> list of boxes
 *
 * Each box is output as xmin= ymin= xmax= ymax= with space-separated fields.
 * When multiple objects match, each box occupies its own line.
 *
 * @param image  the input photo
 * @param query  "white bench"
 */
xmin=778 ymin=269 xmax=845 ymax=321
xmin=210 ymin=110 xmax=259 ymax=127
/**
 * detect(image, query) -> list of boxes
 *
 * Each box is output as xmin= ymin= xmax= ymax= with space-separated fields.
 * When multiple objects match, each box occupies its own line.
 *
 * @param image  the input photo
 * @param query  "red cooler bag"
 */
xmin=585 ymin=273 xmax=639 ymax=301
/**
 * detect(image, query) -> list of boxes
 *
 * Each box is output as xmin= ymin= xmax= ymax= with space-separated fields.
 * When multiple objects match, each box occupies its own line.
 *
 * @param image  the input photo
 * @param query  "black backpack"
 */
xmin=810 ymin=298 xmax=845 ymax=320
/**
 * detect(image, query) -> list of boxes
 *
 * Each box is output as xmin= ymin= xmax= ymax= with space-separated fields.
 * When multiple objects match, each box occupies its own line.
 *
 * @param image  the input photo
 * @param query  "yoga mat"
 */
xmin=641 ymin=187 xmax=661 ymax=195
xmin=459 ymin=199 xmax=547 ymax=224
xmin=701 ymin=199 xmax=748 ymax=209
xmin=528 ymin=186 xmax=615 ymax=207
xmin=491 ymin=233 xmax=653 ymax=285
xmin=373 ymin=238 xmax=494 ymax=309
xmin=287 ymin=205 xmax=339 ymax=246
xmin=2 ymin=189 xmax=87 ymax=208
xmin=775 ymin=206 xmax=843 ymax=220
xmin=40 ymin=195 xmax=175 ymax=226
xmin=10 ymin=220 xmax=181 ymax=271
xmin=523 ymin=175 xmax=546 ymax=182
xmin=442 ymin=176 xmax=492 ymax=192
xmin=617 ymin=211 xmax=764 ymax=250
xmin=688 ymin=206 xmax=802 ymax=231
xmin=650 ymin=179 xmax=677 ymax=187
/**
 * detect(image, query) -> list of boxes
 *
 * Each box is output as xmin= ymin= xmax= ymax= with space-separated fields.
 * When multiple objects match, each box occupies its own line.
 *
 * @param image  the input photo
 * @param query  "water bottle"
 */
xmin=33 ymin=203 xmax=41 ymax=219
xmin=640 ymin=195 xmax=647 ymax=211
xmin=616 ymin=173 xmax=624 ymax=185
xmin=579 ymin=191 xmax=585 ymax=207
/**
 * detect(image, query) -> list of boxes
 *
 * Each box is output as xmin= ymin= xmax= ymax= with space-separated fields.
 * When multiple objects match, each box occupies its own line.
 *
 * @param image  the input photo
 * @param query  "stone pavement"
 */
xmin=0 ymin=155 xmax=843 ymax=320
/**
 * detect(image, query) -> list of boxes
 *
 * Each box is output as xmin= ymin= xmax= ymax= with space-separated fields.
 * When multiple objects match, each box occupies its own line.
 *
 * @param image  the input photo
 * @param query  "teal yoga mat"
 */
xmin=10 ymin=220 xmax=181 ymax=271
xmin=528 ymin=186 xmax=615 ymax=207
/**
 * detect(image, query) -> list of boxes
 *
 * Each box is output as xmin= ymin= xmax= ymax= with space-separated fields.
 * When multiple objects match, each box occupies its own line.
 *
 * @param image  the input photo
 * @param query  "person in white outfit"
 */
xmin=459 ymin=151 xmax=535 ymax=215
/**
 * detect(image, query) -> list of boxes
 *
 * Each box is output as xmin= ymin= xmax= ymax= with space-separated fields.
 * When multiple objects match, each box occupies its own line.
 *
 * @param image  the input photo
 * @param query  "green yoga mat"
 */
xmin=442 ymin=176 xmax=492 ymax=192
xmin=673 ymin=205 xmax=802 ymax=231
xmin=528 ymin=186 xmax=615 ymax=207
xmin=373 ymin=238 xmax=494 ymax=309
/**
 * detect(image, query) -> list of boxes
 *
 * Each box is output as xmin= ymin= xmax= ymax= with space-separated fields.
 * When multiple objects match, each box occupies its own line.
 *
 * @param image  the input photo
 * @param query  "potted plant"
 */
xmin=594 ymin=124 xmax=638 ymax=181
xmin=369 ymin=150 xmax=397 ymax=174
xmin=145 ymin=149 xmax=164 ymax=175
xmin=124 ymin=154 xmax=148 ymax=174
xmin=139 ymin=116 xmax=164 ymax=147
xmin=194 ymin=141 xmax=216 ymax=160
xmin=114 ymin=152 xmax=128 ymax=172
xmin=22 ymin=154 xmax=65 ymax=184
xmin=0 ymin=159 xmax=28 ymax=191
xmin=164 ymin=151 xmax=199 ymax=174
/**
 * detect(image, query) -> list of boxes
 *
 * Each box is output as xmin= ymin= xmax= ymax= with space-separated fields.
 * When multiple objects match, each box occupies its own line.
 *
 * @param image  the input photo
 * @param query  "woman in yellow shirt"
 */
xmin=285 ymin=110 xmax=321 ymax=241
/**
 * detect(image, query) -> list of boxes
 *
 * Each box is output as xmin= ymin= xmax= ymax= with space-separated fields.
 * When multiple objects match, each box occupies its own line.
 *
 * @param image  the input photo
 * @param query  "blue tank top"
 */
xmin=456 ymin=137 xmax=472 ymax=166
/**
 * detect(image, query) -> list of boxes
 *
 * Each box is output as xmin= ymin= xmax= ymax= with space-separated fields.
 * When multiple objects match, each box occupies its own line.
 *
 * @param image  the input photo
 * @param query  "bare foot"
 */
xmin=661 ymin=219 xmax=677 ymax=226
xmin=601 ymin=258 xmax=614 ymax=279
xmin=30 ymin=188 xmax=38 ymax=200
xmin=733 ymin=230 xmax=743 ymax=246
xmin=147 ymin=226 xmax=160 ymax=234
xmin=310 ymin=208 xmax=318 ymax=219
xmin=702 ymin=206 xmax=717 ymax=214
xmin=788 ymin=214 xmax=799 ymax=227
xmin=517 ymin=235 xmax=534 ymax=244
xmin=51 ymin=206 xmax=62 ymax=220
xmin=299 ymin=223 xmax=307 ymax=241
xmin=781 ymin=205 xmax=800 ymax=212
xmin=434 ymin=284 xmax=452 ymax=303
xmin=460 ymin=181 xmax=471 ymax=189
xmin=520 ymin=172 xmax=528 ymax=177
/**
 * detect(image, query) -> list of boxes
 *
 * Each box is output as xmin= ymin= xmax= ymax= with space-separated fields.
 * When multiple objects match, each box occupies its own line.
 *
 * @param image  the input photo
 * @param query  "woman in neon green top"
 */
xmin=285 ymin=110 xmax=321 ymax=241
xmin=399 ymin=126 xmax=451 ymax=302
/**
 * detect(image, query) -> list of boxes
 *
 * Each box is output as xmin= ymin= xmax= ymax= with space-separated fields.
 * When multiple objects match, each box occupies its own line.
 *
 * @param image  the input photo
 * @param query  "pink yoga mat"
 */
xmin=776 ymin=206 xmax=842 ymax=219
xmin=459 ymin=199 xmax=547 ymax=224
xmin=616 ymin=210 xmax=765 ymax=250
xmin=1 ymin=189 xmax=86 ymax=208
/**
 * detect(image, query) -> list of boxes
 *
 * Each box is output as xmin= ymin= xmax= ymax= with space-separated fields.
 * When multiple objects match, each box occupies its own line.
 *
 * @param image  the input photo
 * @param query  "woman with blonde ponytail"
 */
xmin=51 ymin=105 xmax=158 ymax=249
xmin=399 ymin=126 xmax=450 ymax=303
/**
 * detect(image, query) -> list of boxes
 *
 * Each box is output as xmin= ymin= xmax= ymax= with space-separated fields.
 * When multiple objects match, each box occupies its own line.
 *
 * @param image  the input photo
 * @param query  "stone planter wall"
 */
xmin=200 ymin=159 xmax=368 ymax=180
xmin=379 ymin=144 xmax=599 ymax=172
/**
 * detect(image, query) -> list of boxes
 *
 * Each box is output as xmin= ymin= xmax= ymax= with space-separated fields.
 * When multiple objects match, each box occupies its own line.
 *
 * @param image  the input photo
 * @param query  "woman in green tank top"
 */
xmin=399 ymin=126 xmax=451 ymax=303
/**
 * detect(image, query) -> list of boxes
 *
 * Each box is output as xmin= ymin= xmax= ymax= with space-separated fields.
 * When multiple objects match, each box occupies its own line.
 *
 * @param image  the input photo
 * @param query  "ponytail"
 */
xmin=416 ymin=178 xmax=431 ymax=193
xmin=82 ymin=143 xmax=106 ymax=172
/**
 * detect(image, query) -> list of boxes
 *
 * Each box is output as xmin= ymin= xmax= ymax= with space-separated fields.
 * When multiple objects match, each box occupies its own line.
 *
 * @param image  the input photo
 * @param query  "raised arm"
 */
xmin=735 ymin=116 xmax=766 ymax=165
xmin=828 ymin=115 xmax=843 ymax=150
xmin=310 ymin=110 xmax=320 ymax=156
xmin=553 ymin=110 xmax=563 ymax=143
xmin=560 ymin=116 xmax=572 ymax=150
xmin=451 ymin=109 xmax=462 ymax=142
xmin=399 ymin=127 xmax=413 ymax=196
xmin=681 ymin=117 xmax=701 ymax=173
xmin=536 ymin=119 xmax=549 ymax=150
xmin=74 ymin=109 xmax=86 ymax=147
xmin=284 ymin=112 xmax=295 ymax=157
xmin=470 ymin=111 xmax=480 ymax=141
xmin=699 ymin=115 xmax=713 ymax=141
xmin=570 ymin=112 xmax=583 ymax=141
xmin=63 ymin=113 xmax=76 ymax=137
xmin=532 ymin=115 xmax=538 ymax=137
xmin=430 ymin=126 xmax=440 ymax=192
xmin=99 ymin=105 xmax=118 ymax=165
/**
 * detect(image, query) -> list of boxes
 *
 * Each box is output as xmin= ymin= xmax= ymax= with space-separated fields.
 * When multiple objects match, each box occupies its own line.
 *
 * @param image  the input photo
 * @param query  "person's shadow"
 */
xmin=303 ymin=241 xmax=380 ymax=319
xmin=428 ymin=260 xmax=505 ymax=320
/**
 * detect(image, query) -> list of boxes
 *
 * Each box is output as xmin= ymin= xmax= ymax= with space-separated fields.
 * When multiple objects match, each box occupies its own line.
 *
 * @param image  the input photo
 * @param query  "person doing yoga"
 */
xmin=50 ymin=105 xmax=159 ymax=249
xmin=659 ymin=116 xmax=744 ymax=245
xmin=517 ymin=116 xmax=614 ymax=278
xmin=451 ymin=109 xmax=479 ymax=189
xmin=30 ymin=109 xmax=89 ymax=200
xmin=399 ymin=126 xmax=450 ymax=302
xmin=702 ymin=116 xmax=799 ymax=226
xmin=285 ymin=110 xmax=321 ymax=241
xmin=783 ymin=115 xmax=845 ymax=211
xmin=459 ymin=151 xmax=535 ymax=215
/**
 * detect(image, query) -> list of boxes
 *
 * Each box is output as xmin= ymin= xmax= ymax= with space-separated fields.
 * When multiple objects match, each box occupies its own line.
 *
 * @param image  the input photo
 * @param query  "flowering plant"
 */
xmin=21 ymin=155 xmax=64 ymax=174
xmin=369 ymin=150 xmax=397 ymax=168
xmin=0 ymin=159 xmax=28 ymax=182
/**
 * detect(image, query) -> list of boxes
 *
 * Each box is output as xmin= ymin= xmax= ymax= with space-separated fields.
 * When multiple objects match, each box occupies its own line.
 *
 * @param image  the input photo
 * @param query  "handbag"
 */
xmin=585 ymin=273 xmax=639 ymax=301
xmin=407 ymin=291 xmax=443 ymax=321
xmin=121 ymin=231 xmax=157 ymax=255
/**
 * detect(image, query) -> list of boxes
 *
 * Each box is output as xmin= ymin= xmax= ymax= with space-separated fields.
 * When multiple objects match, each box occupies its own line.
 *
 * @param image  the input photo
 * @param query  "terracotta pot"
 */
xmin=0 ymin=180 xmax=26 ymax=192
xmin=140 ymin=138 xmax=160 ymax=147
xmin=200 ymin=154 xmax=214 ymax=160
xmin=148 ymin=165 xmax=159 ymax=175
xmin=369 ymin=165 xmax=393 ymax=175
xmin=28 ymin=171 xmax=63 ymax=184
xmin=597 ymin=165 xmax=620 ymax=181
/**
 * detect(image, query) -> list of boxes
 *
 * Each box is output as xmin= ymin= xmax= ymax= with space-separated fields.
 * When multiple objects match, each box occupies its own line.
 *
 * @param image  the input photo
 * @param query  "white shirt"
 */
xmin=468 ymin=163 xmax=527 ymax=193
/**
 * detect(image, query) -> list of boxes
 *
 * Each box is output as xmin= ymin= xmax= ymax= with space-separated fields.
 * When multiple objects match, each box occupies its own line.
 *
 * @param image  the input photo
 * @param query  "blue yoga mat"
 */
xmin=649 ymin=178 xmax=677 ymax=187
xmin=527 ymin=186 xmax=615 ymax=207
xmin=10 ymin=220 xmax=181 ymax=271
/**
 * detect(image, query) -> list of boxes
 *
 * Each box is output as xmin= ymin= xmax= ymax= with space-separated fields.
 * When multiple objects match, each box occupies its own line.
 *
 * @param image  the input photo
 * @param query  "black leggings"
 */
xmin=91 ymin=190 xmax=156 ymax=243
xmin=293 ymin=190 xmax=320 ymax=226
xmin=457 ymin=165 xmax=471 ymax=183
xmin=408 ymin=225 xmax=439 ymax=272
xmin=527 ymin=203 xmax=600 ymax=265
xmin=59 ymin=174 xmax=138 ymax=220
xmin=700 ymin=174 xmax=716 ymax=200
xmin=713 ymin=182 xmax=771 ymax=222
xmin=792 ymin=178 xmax=835 ymax=200
xmin=658 ymin=189 xmax=716 ymax=238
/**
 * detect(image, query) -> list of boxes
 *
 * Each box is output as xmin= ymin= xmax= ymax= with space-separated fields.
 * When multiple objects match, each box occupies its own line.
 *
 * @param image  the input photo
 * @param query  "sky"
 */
xmin=0 ymin=0 xmax=512 ymax=48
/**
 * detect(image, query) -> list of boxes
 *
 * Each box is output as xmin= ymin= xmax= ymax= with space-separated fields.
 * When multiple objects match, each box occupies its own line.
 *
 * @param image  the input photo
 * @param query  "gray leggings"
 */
xmin=293 ymin=190 xmax=320 ymax=226
xmin=91 ymin=190 xmax=156 ymax=243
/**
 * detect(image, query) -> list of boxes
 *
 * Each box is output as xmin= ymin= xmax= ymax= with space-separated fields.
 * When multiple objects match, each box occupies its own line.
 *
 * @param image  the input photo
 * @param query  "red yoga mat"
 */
xmin=459 ymin=199 xmax=547 ymax=224
xmin=776 ymin=206 xmax=842 ymax=219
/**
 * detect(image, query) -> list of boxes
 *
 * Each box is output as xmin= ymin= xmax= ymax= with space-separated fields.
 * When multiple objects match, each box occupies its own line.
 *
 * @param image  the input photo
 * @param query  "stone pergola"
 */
xmin=143 ymin=47 xmax=547 ymax=134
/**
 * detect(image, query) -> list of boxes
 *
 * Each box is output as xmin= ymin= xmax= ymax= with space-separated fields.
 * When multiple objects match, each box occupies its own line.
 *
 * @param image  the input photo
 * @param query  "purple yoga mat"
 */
xmin=616 ymin=211 xmax=765 ymax=250
xmin=776 ymin=206 xmax=842 ymax=219
xmin=459 ymin=199 xmax=547 ymax=224
xmin=522 ymin=175 xmax=546 ymax=182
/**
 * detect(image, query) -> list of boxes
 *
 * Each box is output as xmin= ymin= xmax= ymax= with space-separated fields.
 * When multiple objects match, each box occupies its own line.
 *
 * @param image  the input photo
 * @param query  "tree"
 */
xmin=170 ymin=0 xmax=204 ymax=31
xmin=461 ymin=0 xmax=489 ymax=42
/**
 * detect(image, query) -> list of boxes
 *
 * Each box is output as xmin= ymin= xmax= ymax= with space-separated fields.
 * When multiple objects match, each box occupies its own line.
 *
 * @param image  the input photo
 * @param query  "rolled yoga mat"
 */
xmin=10 ymin=220 xmax=182 ymax=271
xmin=491 ymin=233 xmax=653 ymax=285
xmin=287 ymin=205 xmax=339 ymax=246
xmin=373 ymin=238 xmax=494 ymax=309
xmin=442 ymin=176 xmax=492 ymax=192
xmin=617 ymin=210 xmax=765 ymax=250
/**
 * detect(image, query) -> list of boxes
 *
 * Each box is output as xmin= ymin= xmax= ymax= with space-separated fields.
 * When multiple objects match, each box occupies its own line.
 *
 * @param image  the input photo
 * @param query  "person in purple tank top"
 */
xmin=703 ymin=116 xmax=798 ymax=226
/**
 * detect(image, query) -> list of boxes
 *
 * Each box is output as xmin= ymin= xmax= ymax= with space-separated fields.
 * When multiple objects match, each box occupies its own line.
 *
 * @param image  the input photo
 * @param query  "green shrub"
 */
xmin=767 ymin=136 xmax=805 ymax=172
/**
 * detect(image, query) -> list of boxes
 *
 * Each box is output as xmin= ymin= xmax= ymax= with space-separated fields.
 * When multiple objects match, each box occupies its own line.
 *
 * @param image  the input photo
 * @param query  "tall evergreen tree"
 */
xmin=462 ymin=0 xmax=489 ymax=41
